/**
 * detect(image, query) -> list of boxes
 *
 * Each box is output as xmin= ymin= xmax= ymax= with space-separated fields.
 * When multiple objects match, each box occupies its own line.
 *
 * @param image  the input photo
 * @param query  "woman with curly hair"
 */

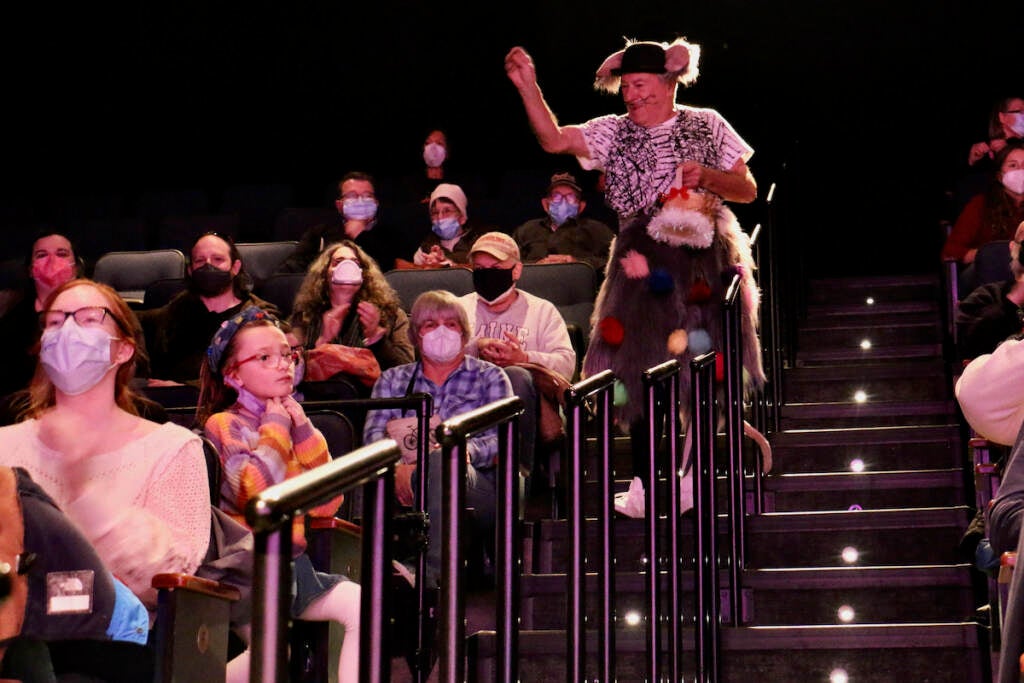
xmin=289 ymin=240 xmax=414 ymax=382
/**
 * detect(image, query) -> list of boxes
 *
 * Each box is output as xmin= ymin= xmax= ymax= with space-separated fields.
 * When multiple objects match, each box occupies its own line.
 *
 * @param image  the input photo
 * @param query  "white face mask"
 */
xmin=39 ymin=322 xmax=118 ymax=395
xmin=1002 ymin=168 xmax=1024 ymax=195
xmin=420 ymin=325 xmax=463 ymax=363
xmin=331 ymin=259 xmax=363 ymax=285
xmin=423 ymin=142 xmax=447 ymax=168
xmin=1007 ymin=113 xmax=1024 ymax=138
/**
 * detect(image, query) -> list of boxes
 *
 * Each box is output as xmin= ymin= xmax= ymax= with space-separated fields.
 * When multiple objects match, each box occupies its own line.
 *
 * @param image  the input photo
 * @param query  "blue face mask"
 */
xmin=431 ymin=218 xmax=461 ymax=240
xmin=342 ymin=197 xmax=378 ymax=222
xmin=548 ymin=201 xmax=579 ymax=226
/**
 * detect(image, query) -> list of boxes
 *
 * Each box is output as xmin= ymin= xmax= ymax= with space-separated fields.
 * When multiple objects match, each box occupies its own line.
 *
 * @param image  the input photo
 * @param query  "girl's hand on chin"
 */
xmin=280 ymin=395 xmax=308 ymax=426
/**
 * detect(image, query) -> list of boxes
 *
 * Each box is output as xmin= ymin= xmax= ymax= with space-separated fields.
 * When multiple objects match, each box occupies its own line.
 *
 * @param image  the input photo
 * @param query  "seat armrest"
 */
xmin=152 ymin=573 xmax=241 ymax=602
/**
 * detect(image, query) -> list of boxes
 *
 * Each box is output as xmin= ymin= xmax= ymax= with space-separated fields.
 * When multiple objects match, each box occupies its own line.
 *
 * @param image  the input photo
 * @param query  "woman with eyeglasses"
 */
xmin=197 ymin=305 xmax=361 ymax=683
xmin=0 ymin=278 xmax=210 ymax=676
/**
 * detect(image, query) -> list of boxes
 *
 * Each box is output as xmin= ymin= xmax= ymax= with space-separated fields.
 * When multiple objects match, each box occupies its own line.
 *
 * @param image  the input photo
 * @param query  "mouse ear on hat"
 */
xmin=595 ymin=48 xmax=625 ymax=79
xmin=664 ymin=43 xmax=690 ymax=73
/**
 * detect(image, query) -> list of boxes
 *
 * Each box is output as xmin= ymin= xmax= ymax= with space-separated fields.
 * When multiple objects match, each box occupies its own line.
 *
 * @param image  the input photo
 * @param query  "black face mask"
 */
xmin=190 ymin=264 xmax=234 ymax=297
xmin=472 ymin=267 xmax=515 ymax=304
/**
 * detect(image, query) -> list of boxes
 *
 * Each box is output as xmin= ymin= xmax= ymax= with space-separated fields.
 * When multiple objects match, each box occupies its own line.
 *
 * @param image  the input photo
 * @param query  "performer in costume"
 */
xmin=505 ymin=37 xmax=768 ymax=517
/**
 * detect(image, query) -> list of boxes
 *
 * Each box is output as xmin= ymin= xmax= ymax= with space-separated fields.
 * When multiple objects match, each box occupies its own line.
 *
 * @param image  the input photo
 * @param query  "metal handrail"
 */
xmin=723 ymin=274 xmax=749 ymax=626
xmin=301 ymin=394 xmax=437 ymax=682
xmin=246 ymin=438 xmax=402 ymax=683
xmin=563 ymin=369 xmax=616 ymax=683
xmin=691 ymin=351 xmax=721 ymax=683
xmin=435 ymin=396 xmax=524 ymax=683
xmin=641 ymin=359 xmax=683 ymax=683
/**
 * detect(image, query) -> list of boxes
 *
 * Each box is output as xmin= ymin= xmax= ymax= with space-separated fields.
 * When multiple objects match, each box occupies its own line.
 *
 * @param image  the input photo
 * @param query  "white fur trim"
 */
xmin=646 ymin=207 xmax=715 ymax=248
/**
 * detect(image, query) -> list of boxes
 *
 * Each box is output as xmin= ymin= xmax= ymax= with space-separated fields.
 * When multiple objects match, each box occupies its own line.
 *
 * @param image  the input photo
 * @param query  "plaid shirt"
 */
xmin=363 ymin=355 xmax=513 ymax=469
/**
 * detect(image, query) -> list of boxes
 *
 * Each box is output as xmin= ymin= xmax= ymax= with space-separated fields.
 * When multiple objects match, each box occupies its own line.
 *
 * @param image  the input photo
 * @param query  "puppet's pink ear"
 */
xmin=595 ymin=48 xmax=625 ymax=78
xmin=664 ymin=44 xmax=690 ymax=73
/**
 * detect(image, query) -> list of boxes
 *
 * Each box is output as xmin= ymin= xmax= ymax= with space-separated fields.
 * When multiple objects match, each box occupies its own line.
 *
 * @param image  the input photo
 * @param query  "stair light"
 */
xmin=841 ymin=546 xmax=859 ymax=564
xmin=837 ymin=605 xmax=855 ymax=622
xmin=853 ymin=390 xmax=867 ymax=403
xmin=865 ymin=297 xmax=874 ymax=305
xmin=849 ymin=458 xmax=865 ymax=473
xmin=623 ymin=610 xmax=642 ymax=627
xmin=829 ymin=668 xmax=849 ymax=683
xmin=859 ymin=339 xmax=871 ymax=350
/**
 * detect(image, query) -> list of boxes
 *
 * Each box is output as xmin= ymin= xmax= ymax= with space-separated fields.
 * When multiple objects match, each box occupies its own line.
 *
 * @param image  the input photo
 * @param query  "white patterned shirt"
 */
xmin=576 ymin=105 xmax=753 ymax=218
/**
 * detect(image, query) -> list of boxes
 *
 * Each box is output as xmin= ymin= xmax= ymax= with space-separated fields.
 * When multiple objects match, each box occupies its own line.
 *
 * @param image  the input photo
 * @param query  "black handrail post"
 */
xmin=641 ymin=360 xmax=681 ymax=683
xmin=663 ymin=365 xmax=684 ymax=683
xmin=360 ymin=469 xmax=394 ymax=683
xmin=413 ymin=392 xmax=434 ymax=683
xmin=564 ymin=370 xmax=617 ymax=683
xmin=250 ymin=524 xmax=292 ymax=683
xmin=496 ymin=416 xmax=521 ymax=683
xmin=435 ymin=396 xmax=524 ymax=683
xmin=567 ymin=387 xmax=587 ymax=683
xmin=723 ymin=276 xmax=747 ymax=624
xmin=246 ymin=438 xmax=402 ymax=683
xmin=691 ymin=352 xmax=721 ymax=683
xmin=765 ymin=182 xmax=783 ymax=434
xmin=438 ymin=433 xmax=468 ymax=683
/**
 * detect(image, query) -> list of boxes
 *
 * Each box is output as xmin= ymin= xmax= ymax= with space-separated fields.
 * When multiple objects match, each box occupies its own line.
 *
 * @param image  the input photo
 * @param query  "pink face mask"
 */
xmin=32 ymin=257 xmax=75 ymax=290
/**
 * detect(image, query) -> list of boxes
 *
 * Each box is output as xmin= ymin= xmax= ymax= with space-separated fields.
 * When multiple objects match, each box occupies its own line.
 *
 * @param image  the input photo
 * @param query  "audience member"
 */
xmin=0 ymin=231 xmax=82 ymax=398
xmin=943 ymin=140 xmax=1024 ymax=293
xmin=0 ymin=279 xmax=210 ymax=634
xmin=956 ymin=335 xmax=1024 ymax=683
xmin=968 ymin=97 xmax=1024 ymax=168
xmin=279 ymin=171 xmax=414 ymax=274
xmin=289 ymin=240 xmax=414 ymax=389
xmin=511 ymin=172 xmax=615 ymax=273
xmin=396 ymin=128 xmax=489 ymax=207
xmin=954 ymin=97 xmax=1024 ymax=216
xmin=197 ymin=306 xmax=360 ymax=683
xmin=457 ymin=232 xmax=576 ymax=479
xmin=409 ymin=183 xmax=490 ymax=268
xmin=955 ymin=220 xmax=1024 ymax=362
xmin=139 ymin=232 xmax=279 ymax=385
xmin=363 ymin=290 xmax=513 ymax=587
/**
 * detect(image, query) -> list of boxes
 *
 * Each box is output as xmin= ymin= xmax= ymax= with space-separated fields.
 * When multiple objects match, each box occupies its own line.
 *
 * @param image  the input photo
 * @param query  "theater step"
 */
xmin=528 ymin=506 xmax=971 ymax=574
xmin=783 ymin=359 xmax=949 ymax=402
xmin=467 ymin=622 xmax=984 ymax=682
xmin=805 ymin=274 xmax=941 ymax=306
xmin=779 ymin=399 xmax=957 ymax=429
xmin=762 ymin=468 xmax=966 ymax=512
xmin=518 ymin=564 xmax=975 ymax=630
xmin=796 ymin=319 xmax=943 ymax=349
xmin=769 ymin=424 xmax=963 ymax=473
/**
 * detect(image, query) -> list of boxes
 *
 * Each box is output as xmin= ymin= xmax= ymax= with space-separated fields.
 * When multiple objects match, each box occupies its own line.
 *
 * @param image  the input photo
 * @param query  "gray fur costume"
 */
xmin=582 ymin=203 xmax=765 ymax=425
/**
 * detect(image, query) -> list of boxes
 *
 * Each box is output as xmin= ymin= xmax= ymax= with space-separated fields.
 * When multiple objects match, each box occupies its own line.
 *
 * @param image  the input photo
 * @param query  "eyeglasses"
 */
xmin=229 ymin=348 xmax=301 ymax=371
xmin=40 ymin=306 xmax=127 ymax=333
xmin=548 ymin=192 xmax=580 ymax=205
xmin=430 ymin=206 xmax=460 ymax=219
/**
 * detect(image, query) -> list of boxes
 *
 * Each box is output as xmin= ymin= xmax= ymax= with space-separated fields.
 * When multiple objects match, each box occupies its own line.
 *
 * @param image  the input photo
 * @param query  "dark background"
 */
xmin=0 ymin=0 xmax=1018 ymax=276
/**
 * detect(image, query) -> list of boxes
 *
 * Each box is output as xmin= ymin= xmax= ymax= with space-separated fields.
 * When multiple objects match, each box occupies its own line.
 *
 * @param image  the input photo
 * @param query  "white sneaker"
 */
xmin=392 ymin=558 xmax=416 ymax=588
xmin=614 ymin=477 xmax=646 ymax=518
xmin=613 ymin=475 xmax=695 ymax=518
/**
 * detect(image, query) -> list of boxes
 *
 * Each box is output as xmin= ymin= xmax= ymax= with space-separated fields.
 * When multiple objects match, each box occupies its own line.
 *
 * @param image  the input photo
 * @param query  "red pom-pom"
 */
xmin=687 ymin=278 xmax=712 ymax=304
xmin=599 ymin=317 xmax=625 ymax=346
xmin=715 ymin=352 xmax=725 ymax=382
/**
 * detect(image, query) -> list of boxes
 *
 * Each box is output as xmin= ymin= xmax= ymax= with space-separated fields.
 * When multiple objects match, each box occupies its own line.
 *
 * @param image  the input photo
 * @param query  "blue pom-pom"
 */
xmin=688 ymin=328 xmax=712 ymax=355
xmin=648 ymin=268 xmax=674 ymax=294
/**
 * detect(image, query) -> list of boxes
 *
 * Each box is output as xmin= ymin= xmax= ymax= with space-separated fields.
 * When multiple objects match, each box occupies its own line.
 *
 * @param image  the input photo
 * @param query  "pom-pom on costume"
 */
xmin=583 ymin=189 xmax=765 ymax=425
